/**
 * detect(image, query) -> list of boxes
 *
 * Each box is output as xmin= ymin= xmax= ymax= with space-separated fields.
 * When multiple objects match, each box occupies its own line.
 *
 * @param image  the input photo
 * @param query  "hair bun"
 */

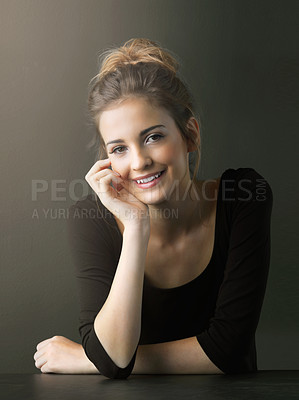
xmin=94 ymin=38 xmax=179 ymax=82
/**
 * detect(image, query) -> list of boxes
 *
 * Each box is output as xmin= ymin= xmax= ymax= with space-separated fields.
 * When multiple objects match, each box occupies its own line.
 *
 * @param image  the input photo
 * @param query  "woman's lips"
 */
xmin=134 ymin=170 xmax=166 ymax=189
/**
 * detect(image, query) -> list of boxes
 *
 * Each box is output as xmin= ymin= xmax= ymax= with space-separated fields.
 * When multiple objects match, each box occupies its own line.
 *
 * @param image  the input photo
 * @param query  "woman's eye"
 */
xmin=147 ymin=134 xmax=163 ymax=143
xmin=109 ymin=134 xmax=163 ymax=155
xmin=109 ymin=146 xmax=126 ymax=155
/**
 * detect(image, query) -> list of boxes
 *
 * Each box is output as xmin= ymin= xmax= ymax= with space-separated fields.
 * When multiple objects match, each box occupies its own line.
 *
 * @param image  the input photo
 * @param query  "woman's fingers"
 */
xmin=33 ymin=347 xmax=48 ymax=369
xmin=34 ymin=348 xmax=47 ymax=361
xmin=84 ymin=158 xmax=149 ymax=228
xmin=40 ymin=363 xmax=49 ymax=373
xmin=33 ymin=336 xmax=94 ymax=374
xmin=36 ymin=338 xmax=52 ymax=351
xmin=85 ymin=158 xmax=111 ymax=180
xmin=92 ymin=168 xmax=121 ymax=183
xmin=35 ymin=355 xmax=47 ymax=369
xmin=95 ymin=171 xmax=123 ymax=189
xmin=88 ymin=166 xmax=122 ymax=193
xmin=89 ymin=169 xmax=123 ymax=198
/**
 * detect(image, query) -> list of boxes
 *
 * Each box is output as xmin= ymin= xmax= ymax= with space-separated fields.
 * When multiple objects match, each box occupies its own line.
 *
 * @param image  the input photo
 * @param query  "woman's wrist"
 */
xmin=124 ymin=221 xmax=150 ymax=240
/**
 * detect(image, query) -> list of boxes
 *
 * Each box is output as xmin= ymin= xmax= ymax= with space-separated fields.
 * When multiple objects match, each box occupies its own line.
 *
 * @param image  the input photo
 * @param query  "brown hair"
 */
xmin=87 ymin=38 xmax=202 ymax=225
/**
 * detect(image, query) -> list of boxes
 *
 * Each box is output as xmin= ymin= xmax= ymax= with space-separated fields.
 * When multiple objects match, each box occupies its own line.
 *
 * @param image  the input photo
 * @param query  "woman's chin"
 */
xmin=136 ymin=191 xmax=169 ymax=206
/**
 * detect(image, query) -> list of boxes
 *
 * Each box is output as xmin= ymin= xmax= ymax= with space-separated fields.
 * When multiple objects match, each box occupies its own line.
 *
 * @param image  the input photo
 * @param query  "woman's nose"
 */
xmin=131 ymin=148 xmax=152 ymax=171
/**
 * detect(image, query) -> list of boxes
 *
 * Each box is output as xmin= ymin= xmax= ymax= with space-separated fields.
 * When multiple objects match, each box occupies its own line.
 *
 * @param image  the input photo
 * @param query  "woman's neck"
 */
xmin=148 ymin=179 xmax=212 ymax=242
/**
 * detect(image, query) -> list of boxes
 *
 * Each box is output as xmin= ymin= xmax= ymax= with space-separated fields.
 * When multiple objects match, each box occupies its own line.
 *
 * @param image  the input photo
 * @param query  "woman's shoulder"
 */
xmin=67 ymin=193 xmax=119 ymax=235
xmin=68 ymin=193 xmax=113 ymax=218
xmin=216 ymin=167 xmax=273 ymax=225
xmin=219 ymin=167 xmax=273 ymax=201
xmin=69 ymin=193 xmax=100 ymax=215
xmin=220 ymin=166 xmax=268 ymax=182
xmin=199 ymin=167 xmax=267 ymax=197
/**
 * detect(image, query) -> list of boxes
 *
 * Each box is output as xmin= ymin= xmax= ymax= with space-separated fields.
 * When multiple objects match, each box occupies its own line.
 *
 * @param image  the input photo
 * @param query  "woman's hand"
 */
xmin=33 ymin=336 xmax=99 ymax=374
xmin=85 ymin=158 xmax=150 ymax=231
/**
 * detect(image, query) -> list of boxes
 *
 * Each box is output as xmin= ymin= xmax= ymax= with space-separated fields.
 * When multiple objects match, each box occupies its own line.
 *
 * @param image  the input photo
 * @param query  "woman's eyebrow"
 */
xmin=106 ymin=124 xmax=166 ymax=146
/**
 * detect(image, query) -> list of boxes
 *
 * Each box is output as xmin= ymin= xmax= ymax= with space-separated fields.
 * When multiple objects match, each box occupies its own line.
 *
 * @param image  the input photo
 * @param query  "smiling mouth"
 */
xmin=132 ymin=170 xmax=166 ymax=189
xmin=134 ymin=170 xmax=165 ymax=184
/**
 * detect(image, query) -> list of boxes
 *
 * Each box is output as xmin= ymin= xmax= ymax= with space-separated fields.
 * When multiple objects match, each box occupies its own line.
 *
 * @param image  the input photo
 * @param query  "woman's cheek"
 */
xmin=111 ymin=161 xmax=130 ymax=181
xmin=157 ymin=145 xmax=177 ymax=164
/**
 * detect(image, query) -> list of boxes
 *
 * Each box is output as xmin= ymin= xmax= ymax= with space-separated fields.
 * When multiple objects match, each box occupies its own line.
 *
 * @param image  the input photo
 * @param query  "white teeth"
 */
xmin=137 ymin=171 xmax=162 ymax=184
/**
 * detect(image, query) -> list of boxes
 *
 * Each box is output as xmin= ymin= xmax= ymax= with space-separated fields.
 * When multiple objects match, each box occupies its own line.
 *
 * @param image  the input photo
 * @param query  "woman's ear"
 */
xmin=186 ymin=117 xmax=200 ymax=153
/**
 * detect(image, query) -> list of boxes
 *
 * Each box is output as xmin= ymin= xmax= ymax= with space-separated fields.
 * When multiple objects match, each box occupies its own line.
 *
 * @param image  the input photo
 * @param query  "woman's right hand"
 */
xmin=85 ymin=158 xmax=150 ymax=231
xmin=34 ymin=336 xmax=99 ymax=374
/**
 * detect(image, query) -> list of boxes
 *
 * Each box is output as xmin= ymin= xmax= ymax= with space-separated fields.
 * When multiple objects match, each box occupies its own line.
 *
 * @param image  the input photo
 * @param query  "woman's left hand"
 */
xmin=33 ymin=335 xmax=99 ymax=374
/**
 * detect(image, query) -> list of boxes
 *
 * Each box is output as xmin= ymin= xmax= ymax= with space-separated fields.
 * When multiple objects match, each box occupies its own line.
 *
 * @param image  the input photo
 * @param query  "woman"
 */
xmin=33 ymin=38 xmax=273 ymax=379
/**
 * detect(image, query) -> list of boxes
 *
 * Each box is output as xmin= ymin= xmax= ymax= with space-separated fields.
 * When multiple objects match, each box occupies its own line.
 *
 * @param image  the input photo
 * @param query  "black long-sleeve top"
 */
xmin=66 ymin=167 xmax=273 ymax=379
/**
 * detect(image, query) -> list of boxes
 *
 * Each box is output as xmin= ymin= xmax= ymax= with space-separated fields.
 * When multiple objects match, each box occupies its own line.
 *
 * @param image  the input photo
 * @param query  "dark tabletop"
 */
xmin=0 ymin=371 xmax=298 ymax=400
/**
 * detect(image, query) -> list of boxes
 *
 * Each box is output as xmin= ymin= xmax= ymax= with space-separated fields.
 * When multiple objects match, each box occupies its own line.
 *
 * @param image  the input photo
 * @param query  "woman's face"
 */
xmin=99 ymin=97 xmax=195 ymax=205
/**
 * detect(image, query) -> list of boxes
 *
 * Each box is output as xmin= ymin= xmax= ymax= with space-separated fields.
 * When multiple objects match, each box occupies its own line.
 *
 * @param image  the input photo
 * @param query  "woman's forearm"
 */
xmin=83 ymin=355 xmax=101 ymax=374
xmin=94 ymin=223 xmax=149 ymax=369
xmin=132 ymin=337 xmax=224 ymax=375
xmin=77 ymin=343 xmax=101 ymax=374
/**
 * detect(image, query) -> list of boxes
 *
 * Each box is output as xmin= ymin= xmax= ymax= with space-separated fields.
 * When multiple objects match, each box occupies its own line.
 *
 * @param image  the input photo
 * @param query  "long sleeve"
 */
xmin=196 ymin=168 xmax=273 ymax=374
xmin=66 ymin=195 xmax=137 ymax=379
